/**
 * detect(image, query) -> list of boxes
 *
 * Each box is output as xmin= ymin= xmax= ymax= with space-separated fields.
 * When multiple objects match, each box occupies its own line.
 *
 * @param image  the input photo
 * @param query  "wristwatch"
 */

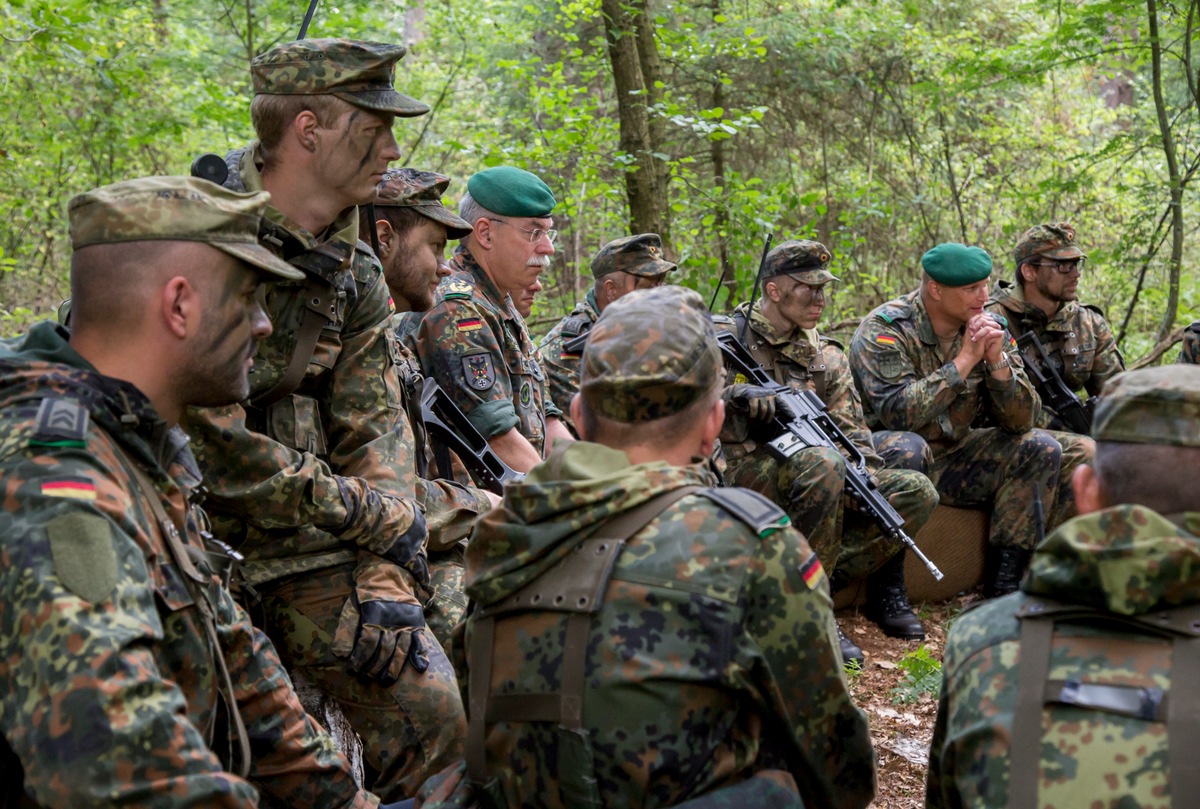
xmin=985 ymin=353 xmax=1011 ymax=373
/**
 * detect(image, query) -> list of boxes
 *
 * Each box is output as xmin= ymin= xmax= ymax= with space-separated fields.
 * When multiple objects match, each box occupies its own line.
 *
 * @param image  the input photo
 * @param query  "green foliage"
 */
xmin=890 ymin=644 xmax=942 ymax=704
xmin=0 ymin=0 xmax=1196 ymax=354
xmin=842 ymin=654 xmax=864 ymax=681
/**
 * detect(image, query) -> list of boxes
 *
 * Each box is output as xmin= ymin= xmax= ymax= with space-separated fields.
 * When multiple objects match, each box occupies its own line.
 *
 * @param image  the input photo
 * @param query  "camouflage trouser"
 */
xmin=725 ymin=445 xmax=936 ymax=578
xmin=260 ymin=562 xmax=466 ymax=801
xmin=871 ymin=430 xmax=935 ymax=474
xmin=426 ymin=543 xmax=469 ymax=658
xmin=932 ymin=428 xmax=1062 ymax=550
xmin=1043 ymin=429 xmax=1094 ymax=532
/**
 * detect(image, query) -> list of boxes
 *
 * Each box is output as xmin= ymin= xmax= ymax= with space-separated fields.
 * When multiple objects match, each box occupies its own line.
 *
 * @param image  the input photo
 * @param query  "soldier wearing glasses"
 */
xmin=986 ymin=223 xmax=1125 ymax=431
xmin=417 ymin=166 xmax=574 ymax=476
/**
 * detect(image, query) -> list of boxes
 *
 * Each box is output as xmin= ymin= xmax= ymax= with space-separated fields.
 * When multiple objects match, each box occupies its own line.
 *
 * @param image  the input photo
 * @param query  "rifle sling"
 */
xmin=465 ymin=485 xmax=702 ymax=788
xmin=250 ymin=276 xmax=338 ymax=410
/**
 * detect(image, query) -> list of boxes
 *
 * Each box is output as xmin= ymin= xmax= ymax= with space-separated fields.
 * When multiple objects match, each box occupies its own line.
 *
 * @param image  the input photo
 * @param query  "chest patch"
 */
xmin=463 ymin=353 xmax=496 ymax=391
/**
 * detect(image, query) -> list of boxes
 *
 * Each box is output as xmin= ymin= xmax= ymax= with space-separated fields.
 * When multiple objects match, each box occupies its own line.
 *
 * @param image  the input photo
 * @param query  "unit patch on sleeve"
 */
xmin=463 ymin=353 xmax=496 ymax=391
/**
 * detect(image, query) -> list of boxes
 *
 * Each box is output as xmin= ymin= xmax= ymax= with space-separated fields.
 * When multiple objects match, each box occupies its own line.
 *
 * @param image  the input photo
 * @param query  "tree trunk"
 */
xmin=633 ymin=0 xmax=670 ymax=243
xmin=601 ymin=0 xmax=665 ymax=238
xmin=1147 ymin=0 xmax=1183 ymax=341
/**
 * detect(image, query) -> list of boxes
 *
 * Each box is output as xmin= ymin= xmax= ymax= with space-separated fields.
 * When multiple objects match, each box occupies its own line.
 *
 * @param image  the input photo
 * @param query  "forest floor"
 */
xmin=837 ymin=595 xmax=980 ymax=808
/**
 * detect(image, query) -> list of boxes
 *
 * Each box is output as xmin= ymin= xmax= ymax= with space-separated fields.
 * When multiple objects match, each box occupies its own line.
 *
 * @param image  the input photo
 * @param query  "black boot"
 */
xmin=983 ymin=545 xmax=1033 ymax=599
xmin=863 ymin=552 xmax=926 ymax=640
xmin=837 ymin=624 xmax=864 ymax=668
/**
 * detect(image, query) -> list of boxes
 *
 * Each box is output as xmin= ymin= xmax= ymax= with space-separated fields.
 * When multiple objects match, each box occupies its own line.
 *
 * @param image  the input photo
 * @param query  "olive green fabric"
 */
xmin=465 ymin=166 xmax=555 ymax=217
xmin=921 ymin=242 xmax=993 ymax=286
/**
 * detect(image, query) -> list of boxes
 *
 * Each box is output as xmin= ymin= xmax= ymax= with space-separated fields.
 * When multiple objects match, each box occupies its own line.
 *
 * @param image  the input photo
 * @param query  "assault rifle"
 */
xmin=1014 ymin=331 xmax=1092 ymax=434
xmin=419 ymin=378 xmax=524 ymax=495
xmin=717 ymin=330 xmax=944 ymax=581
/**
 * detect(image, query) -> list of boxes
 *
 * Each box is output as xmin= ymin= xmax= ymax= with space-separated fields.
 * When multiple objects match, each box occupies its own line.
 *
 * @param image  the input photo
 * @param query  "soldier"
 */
xmin=417 ymin=285 xmax=875 ymax=809
xmin=181 ymin=40 xmax=472 ymax=800
xmin=1179 ymin=320 xmax=1200 ymax=364
xmin=416 ymin=166 xmax=574 ymax=475
xmin=0 ymin=177 xmax=378 ymax=808
xmin=513 ymin=277 xmax=542 ymax=319
xmin=716 ymin=240 xmax=938 ymax=665
xmin=850 ymin=243 xmax=1078 ymax=598
xmin=986 ymin=222 xmax=1124 ymax=427
xmin=926 ymin=364 xmax=1200 ymax=808
xmin=537 ymin=233 xmax=675 ymax=437
xmin=359 ymin=169 xmax=500 ymax=646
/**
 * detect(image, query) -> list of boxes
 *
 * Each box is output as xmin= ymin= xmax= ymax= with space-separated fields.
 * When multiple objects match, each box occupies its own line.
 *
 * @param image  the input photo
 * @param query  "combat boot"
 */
xmin=863 ymin=552 xmax=925 ymax=640
xmin=837 ymin=624 xmax=864 ymax=668
xmin=983 ymin=544 xmax=1033 ymax=599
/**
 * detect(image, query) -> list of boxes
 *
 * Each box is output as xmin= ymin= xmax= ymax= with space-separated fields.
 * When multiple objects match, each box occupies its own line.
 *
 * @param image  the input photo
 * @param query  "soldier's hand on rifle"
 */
xmin=333 ymin=554 xmax=431 ymax=685
xmin=725 ymin=383 xmax=781 ymax=423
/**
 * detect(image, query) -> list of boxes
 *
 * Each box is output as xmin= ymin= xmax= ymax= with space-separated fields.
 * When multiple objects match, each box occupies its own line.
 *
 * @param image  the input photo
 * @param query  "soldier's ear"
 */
xmin=764 ymin=278 xmax=783 ymax=302
xmin=161 ymin=275 xmax=196 ymax=340
xmin=293 ymin=110 xmax=321 ymax=152
xmin=569 ymin=394 xmax=587 ymax=440
xmin=375 ymin=219 xmax=395 ymax=256
xmin=1072 ymin=463 xmax=1105 ymax=515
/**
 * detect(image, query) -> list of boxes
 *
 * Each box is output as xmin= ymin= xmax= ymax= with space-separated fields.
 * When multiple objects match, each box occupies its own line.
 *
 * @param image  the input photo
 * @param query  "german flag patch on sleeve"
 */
xmin=41 ymin=477 xmax=97 ymax=501
xmin=798 ymin=553 xmax=825 ymax=590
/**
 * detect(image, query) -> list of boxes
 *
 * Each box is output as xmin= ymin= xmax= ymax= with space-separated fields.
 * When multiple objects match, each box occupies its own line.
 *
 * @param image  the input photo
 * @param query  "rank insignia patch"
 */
xmin=463 ymin=354 xmax=496 ymax=390
xmin=444 ymin=278 xmax=474 ymax=299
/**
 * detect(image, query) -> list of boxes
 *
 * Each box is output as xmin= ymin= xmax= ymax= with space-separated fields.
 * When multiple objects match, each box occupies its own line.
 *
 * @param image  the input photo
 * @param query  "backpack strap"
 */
xmin=1009 ymin=598 xmax=1200 ymax=808
xmin=465 ymin=485 xmax=703 ymax=796
xmin=249 ymin=275 xmax=340 ymax=410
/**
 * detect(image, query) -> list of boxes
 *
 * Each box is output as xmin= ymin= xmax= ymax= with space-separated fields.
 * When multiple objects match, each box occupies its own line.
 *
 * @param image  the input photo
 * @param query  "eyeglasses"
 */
xmin=486 ymin=218 xmax=558 ymax=245
xmin=1028 ymin=258 xmax=1085 ymax=274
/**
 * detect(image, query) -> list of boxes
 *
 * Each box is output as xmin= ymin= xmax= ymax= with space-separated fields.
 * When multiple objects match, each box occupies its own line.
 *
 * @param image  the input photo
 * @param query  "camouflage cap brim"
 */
xmin=1037 ymin=245 xmax=1087 ymax=260
xmin=788 ymin=268 xmax=838 ymax=284
xmin=215 ymin=241 xmax=305 ymax=281
xmin=411 ymin=203 xmax=473 ymax=239
xmin=624 ymin=257 xmax=677 ymax=278
xmin=332 ymin=88 xmax=430 ymax=117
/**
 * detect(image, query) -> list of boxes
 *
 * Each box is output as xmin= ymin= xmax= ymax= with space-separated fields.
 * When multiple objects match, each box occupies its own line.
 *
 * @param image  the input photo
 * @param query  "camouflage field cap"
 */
xmin=251 ymin=39 xmax=429 ymax=117
xmin=590 ymin=233 xmax=677 ymax=279
xmin=1014 ymin=222 xmax=1086 ymax=266
xmin=762 ymin=239 xmax=837 ymax=283
xmin=1092 ymin=365 xmax=1200 ymax=448
xmin=467 ymin=166 xmax=556 ymax=218
xmin=580 ymin=285 xmax=721 ymax=423
xmin=374 ymin=169 xmax=472 ymax=239
xmin=921 ymin=242 xmax=993 ymax=286
xmin=69 ymin=176 xmax=304 ymax=281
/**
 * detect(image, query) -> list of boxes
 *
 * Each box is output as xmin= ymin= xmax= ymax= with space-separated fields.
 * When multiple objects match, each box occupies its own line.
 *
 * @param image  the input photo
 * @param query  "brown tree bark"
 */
xmin=1147 ymin=0 xmax=1183 ymax=342
xmin=601 ymin=0 xmax=666 ymax=238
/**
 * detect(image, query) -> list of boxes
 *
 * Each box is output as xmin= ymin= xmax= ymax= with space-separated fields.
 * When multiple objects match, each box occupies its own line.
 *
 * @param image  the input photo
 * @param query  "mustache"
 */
xmin=526 ymin=256 xmax=551 ymax=269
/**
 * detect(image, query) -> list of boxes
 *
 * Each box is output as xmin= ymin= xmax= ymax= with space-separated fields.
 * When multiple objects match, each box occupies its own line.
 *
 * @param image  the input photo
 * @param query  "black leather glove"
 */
xmin=381 ymin=508 xmax=431 ymax=590
xmin=332 ymin=555 xmax=431 ymax=686
xmin=725 ymin=383 xmax=781 ymax=423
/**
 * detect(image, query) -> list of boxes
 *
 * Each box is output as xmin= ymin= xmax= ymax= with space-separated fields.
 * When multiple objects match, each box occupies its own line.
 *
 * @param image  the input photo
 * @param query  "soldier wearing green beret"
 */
xmin=850 ymin=243 xmax=1076 ymax=598
xmin=928 ymin=364 xmax=1200 ymax=809
xmin=416 ymin=165 xmax=575 ymax=478
xmin=415 ymin=285 xmax=875 ymax=809
xmin=714 ymin=240 xmax=938 ymax=665
xmin=180 ymin=39 xmax=477 ymax=800
xmin=1179 ymin=320 xmax=1200 ymax=364
xmin=0 ymin=177 xmax=383 ymax=808
xmin=986 ymin=222 xmax=1125 ymax=430
xmin=537 ymin=232 xmax=675 ymax=437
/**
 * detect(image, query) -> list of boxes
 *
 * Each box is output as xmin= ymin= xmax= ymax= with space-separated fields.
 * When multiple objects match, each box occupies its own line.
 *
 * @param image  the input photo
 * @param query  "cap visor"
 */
xmin=335 ymin=89 xmax=430 ymax=117
xmin=627 ymin=259 xmax=678 ymax=277
xmin=1041 ymin=246 xmax=1086 ymax=260
xmin=217 ymin=242 xmax=305 ymax=281
xmin=420 ymin=205 xmax=474 ymax=239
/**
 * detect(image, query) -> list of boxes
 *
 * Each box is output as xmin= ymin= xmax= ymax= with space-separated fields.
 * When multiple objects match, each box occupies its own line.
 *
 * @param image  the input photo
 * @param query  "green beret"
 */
xmin=69 ymin=176 xmax=304 ymax=281
xmin=581 ymin=286 xmax=721 ymax=423
xmin=1092 ymin=365 xmax=1200 ymax=448
xmin=921 ymin=243 xmax=993 ymax=286
xmin=467 ymin=166 xmax=556 ymax=218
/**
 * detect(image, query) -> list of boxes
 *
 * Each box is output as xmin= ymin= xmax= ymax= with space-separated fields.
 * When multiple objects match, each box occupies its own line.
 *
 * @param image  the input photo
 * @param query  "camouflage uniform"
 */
xmin=986 ymin=280 xmax=1124 ymax=428
xmin=536 ymin=290 xmax=600 ymax=436
xmin=416 ymin=245 xmax=559 ymax=466
xmin=417 ymin=286 xmax=875 ymax=809
xmin=0 ymin=176 xmax=373 ymax=808
xmin=1180 ymin=320 xmax=1200 ymax=364
xmin=927 ymin=365 xmax=1200 ymax=808
xmin=717 ymin=301 xmax=938 ymax=580
xmin=180 ymin=41 xmax=469 ymax=800
xmin=849 ymin=290 xmax=1065 ymax=552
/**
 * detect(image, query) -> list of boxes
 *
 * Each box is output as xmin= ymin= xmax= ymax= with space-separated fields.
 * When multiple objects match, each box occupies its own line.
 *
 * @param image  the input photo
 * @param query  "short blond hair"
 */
xmin=249 ymin=93 xmax=347 ymax=155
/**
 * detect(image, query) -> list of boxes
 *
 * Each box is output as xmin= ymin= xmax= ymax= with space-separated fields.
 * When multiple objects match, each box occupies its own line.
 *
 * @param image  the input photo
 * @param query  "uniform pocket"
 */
xmin=266 ymin=393 xmax=329 ymax=455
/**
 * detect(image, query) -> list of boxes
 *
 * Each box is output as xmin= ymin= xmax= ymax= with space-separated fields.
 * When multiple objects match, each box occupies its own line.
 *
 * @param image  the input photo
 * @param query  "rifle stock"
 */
xmin=418 ymin=378 xmax=524 ymax=495
xmin=1014 ymin=332 xmax=1092 ymax=434
xmin=717 ymin=331 xmax=943 ymax=581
